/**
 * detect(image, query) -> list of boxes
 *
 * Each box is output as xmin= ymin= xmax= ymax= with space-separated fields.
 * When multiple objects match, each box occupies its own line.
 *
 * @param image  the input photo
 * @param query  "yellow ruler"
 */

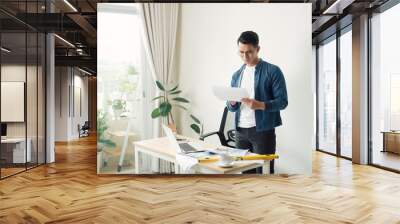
xmin=198 ymin=154 xmax=279 ymax=163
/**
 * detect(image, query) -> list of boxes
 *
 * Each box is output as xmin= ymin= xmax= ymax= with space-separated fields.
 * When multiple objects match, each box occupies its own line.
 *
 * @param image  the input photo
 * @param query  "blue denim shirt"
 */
xmin=226 ymin=59 xmax=288 ymax=132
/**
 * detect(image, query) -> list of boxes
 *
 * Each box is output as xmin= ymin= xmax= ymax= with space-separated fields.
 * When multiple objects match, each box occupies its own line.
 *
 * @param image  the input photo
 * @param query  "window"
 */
xmin=97 ymin=4 xmax=143 ymax=174
xmin=340 ymin=29 xmax=352 ymax=158
xmin=317 ymin=37 xmax=337 ymax=154
xmin=390 ymin=74 xmax=400 ymax=130
xmin=371 ymin=3 xmax=400 ymax=171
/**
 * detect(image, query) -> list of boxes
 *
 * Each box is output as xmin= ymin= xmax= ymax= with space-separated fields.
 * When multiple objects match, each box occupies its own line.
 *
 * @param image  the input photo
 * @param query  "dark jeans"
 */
xmin=235 ymin=127 xmax=276 ymax=174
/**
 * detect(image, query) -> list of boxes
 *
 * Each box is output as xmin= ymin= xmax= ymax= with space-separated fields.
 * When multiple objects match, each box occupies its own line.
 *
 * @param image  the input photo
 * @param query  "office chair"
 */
xmin=79 ymin=121 xmax=90 ymax=138
xmin=200 ymin=107 xmax=275 ymax=174
xmin=200 ymin=107 xmax=236 ymax=148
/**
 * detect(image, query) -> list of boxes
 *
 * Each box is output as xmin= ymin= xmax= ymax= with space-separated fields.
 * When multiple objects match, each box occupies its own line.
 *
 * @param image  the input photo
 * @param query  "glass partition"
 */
xmin=0 ymin=2 xmax=46 ymax=179
xmin=1 ymin=31 xmax=28 ymax=177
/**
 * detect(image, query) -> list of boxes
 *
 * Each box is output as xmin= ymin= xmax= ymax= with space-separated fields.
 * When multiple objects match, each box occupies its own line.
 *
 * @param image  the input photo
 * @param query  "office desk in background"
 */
xmin=0 ymin=138 xmax=32 ymax=165
xmin=382 ymin=131 xmax=400 ymax=154
xmin=134 ymin=136 xmax=273 ymax=174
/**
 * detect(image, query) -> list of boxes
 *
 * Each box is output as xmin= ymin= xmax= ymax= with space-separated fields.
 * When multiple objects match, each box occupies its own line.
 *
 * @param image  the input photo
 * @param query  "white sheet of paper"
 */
xmin=212 ymin=86 xmax=249 ymax=102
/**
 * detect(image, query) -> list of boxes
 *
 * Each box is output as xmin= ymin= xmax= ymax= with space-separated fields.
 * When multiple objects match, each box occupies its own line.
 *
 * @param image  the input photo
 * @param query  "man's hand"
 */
xmin=241 ymin=98 xmax=266 ymax=110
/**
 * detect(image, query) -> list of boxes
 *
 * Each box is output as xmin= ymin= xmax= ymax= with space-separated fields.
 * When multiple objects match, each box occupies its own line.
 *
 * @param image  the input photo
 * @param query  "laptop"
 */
xmin=162 ymin=124 xmax=199 ymax=154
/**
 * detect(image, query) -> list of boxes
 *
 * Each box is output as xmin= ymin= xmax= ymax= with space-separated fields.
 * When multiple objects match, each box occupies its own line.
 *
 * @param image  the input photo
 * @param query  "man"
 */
xmin=227 ymin=31 xmax=288 ymax=174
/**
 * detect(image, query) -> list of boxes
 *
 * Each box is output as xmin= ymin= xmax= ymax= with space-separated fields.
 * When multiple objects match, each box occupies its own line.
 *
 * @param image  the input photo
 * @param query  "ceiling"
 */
xmin=0 ymin=0 xmax=394 ymax=74
xmin=0 ymin=0 xmax=99 ymax=74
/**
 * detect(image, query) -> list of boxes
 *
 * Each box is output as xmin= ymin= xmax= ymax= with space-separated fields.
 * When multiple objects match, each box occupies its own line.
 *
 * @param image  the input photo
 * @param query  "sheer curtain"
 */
xmin=138 ymin=3 xmax=179 ymax=173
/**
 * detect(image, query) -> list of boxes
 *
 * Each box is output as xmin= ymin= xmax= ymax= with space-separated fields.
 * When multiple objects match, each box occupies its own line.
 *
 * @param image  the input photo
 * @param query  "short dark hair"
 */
xmin=237 ymin=31 xmax=259 ymax=47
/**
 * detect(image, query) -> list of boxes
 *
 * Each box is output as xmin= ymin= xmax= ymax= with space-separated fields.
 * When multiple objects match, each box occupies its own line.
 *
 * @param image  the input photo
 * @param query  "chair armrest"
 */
xmin=227 ymin=129 xmax=236 ymax=142
xmin=199 ymin=131 xmax=219 ymax=141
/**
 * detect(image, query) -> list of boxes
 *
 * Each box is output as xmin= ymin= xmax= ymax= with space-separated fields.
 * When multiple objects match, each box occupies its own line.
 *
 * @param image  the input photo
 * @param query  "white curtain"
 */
xmin=138 ymin=3 xmax=179 ymax=173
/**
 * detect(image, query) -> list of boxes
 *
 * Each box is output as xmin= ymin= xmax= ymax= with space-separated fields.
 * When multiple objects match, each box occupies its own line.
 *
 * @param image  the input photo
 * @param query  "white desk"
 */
xmin=1 ymin=138 xmax=31 ymax=163
xmin=134 ymin=137 xmax=274 ymax=174
xmin=107 ymin=130 xmax=137 ymax=172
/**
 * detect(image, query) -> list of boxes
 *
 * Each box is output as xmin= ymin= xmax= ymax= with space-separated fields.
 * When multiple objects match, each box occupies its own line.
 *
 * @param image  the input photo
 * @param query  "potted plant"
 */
xmin=97 ymin=110 xmax=116 ymax=173
xmin=120 ymin=65 xmax=139 ymax=101
xmin=189 ymin=114 xmax=204 ymax=136
xmin=111 ymin=99 xmax=126 ymax=118
xmin=151 ymin=81 xmax=190 ymax=132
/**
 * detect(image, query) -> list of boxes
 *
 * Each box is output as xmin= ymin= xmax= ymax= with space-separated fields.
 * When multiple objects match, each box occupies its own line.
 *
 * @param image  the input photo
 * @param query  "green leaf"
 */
xmin=172 ymin=97 xmax=189 ymax=103
xmin=159 ymin=102 xmax=172 ymax=116
xmin=151 ymin=108 xmax=161 ymax=118
xmin=190 ymin=114 xmax=201 ymax=124
xmin=169 ymin=84 xmax=179 ymax=92
xmin=190 ymin=124 xmax=201 ymax=134
xmin=152 ymin=95 xmax=164 ymax=101
xmin=112 ymin=99 xmax=126 ymax=110
xmin=156 ymin=81 xmax=165 ymax=91
xmin=170 ymin=90 xmax=182 ymax=95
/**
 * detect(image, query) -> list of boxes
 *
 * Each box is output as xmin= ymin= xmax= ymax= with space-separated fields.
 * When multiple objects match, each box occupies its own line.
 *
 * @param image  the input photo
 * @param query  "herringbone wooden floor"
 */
xmin=1 ymin=135 xmax=400 ymax=224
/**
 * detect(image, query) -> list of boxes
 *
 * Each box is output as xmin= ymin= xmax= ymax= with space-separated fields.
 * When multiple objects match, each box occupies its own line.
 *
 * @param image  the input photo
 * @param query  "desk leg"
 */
xmin=262 ymin=161 xmax=270 ymax=175
xmin=134 ymin=148 xmax=140 ymax=174
xmin=118 ymin=121 xmax=133 ymax=172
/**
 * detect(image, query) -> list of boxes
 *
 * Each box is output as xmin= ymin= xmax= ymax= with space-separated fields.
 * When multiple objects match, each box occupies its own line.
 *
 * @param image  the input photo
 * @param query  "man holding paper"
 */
xmin=227 ymin=31 xmax=288 ymax=174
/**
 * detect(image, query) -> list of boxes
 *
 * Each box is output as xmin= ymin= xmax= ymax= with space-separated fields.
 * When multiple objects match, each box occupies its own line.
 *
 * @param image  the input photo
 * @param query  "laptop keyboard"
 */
xmin=179 ymin=143 xmax=198 ymax=153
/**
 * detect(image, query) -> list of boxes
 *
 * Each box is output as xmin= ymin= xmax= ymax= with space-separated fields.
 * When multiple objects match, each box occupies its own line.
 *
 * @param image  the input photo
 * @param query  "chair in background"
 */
xmin=200 ymin=107 xmax=236 ymax=148
xmin=79 ymin=121 xmax=90 ymax=138
xmin=200 ymin=107 xmax=276 ymax=174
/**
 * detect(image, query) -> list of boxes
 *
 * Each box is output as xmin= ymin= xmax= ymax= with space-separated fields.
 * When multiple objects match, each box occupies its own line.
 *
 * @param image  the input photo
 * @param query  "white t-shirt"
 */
xmin=238 ymin=65 xmax=256 ymax=128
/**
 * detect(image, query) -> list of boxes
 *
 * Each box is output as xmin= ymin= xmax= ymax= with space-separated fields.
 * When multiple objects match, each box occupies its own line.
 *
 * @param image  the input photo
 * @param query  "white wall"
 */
xmin=73 ymin=73 xmax=89 ymax=137
xmin=55 ymin=67 xmax=89 ymax=141
xmin=1 ymin=64 xmax=46 ymax=163
xmin=177 ymin=3 xmax=313 ymax=174
xmin=1 ymin=65 xmax=41 ymax=137
xmin=55 ymin=66 xmax=68 ymax=141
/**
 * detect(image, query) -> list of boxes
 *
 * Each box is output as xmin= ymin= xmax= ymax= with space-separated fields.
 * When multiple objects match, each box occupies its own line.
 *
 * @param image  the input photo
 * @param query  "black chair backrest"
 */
xmin=200 ymin=106 xmax=235 ymax=147
xmin=82 ymin=121 xmax=90 ymax=129
xmin=219 ymin=107 xmax=229 ymax=135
